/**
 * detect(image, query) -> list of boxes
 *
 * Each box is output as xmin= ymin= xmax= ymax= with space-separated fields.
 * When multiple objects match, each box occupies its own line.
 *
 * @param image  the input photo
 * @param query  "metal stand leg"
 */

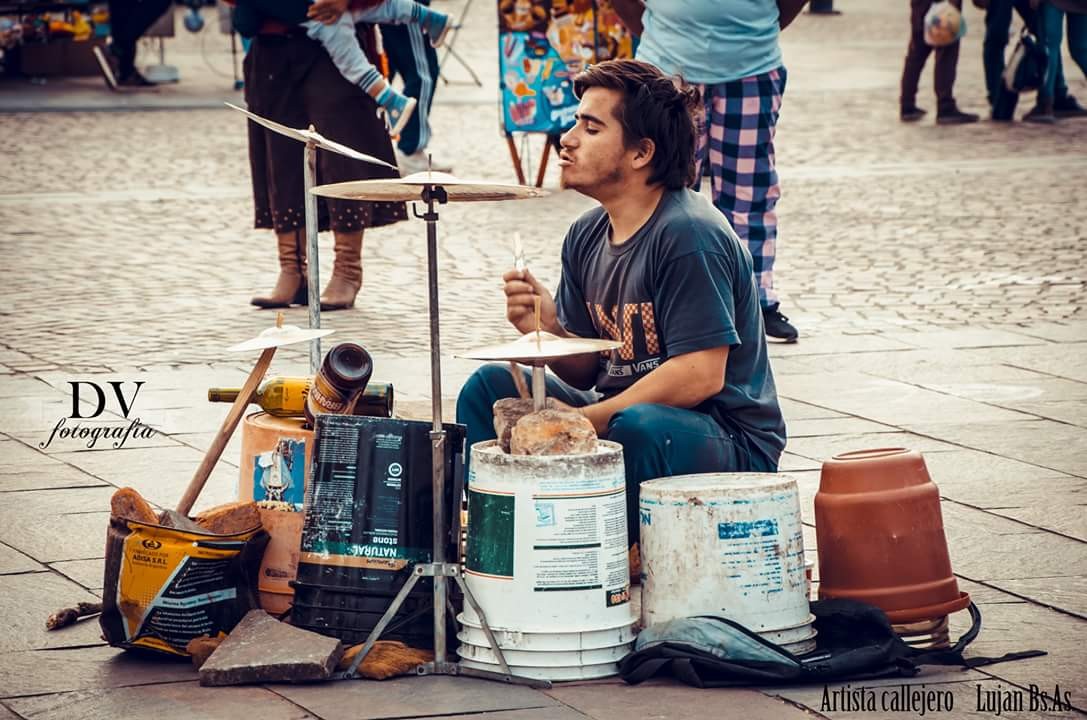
xmin=334 ymin=185 xmax=549 ymax=689
xmin=303 ymin=137 xmax=322 ymax=373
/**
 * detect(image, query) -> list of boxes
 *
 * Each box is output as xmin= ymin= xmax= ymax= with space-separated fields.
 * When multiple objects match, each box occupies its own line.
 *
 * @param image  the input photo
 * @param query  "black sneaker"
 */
xmin=1023 ymin=103 xmax=1056 ymax=124
xmin=762 ymin=303 xmax=799 ymax=343
xmin=936 ymin=108 xmax=979 ymax=125
xmin=118 ymin=69 xmax=156 ymax=88
xmin=900 ymin=106 xmax=927 ymax=122
xmin=1054 ymin=96 xmax=1087 ymax=118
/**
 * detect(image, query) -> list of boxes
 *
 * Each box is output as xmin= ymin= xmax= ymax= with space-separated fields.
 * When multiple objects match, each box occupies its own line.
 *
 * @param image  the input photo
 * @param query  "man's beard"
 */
xmin=561 ymin=164 xmax=624 ymax=199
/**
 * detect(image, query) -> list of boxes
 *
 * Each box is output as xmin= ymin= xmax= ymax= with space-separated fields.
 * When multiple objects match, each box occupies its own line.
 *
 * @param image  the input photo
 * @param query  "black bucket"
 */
xmin=291 ymin=416 xmax=465 ymax=648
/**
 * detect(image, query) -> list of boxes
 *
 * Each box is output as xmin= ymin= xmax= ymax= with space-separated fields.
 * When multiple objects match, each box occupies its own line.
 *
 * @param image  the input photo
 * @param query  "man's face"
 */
xmin=558 ymin=87 xmax=634 ymax=198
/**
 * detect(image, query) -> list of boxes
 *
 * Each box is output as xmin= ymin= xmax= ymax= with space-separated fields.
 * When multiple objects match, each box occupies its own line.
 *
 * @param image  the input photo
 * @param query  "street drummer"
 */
xmin=456 ymin=59 xmax=787 ymax=546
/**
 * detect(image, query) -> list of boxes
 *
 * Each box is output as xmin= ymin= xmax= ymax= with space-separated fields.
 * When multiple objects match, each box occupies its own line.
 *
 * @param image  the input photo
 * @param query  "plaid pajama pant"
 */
xmin=693 ymin=67 xmax=787 ymax=308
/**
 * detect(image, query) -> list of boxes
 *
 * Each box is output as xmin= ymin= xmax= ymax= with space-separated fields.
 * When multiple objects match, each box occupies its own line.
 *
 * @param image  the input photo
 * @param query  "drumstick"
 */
xmin=534 ymin=295 xmax=542 ymax=351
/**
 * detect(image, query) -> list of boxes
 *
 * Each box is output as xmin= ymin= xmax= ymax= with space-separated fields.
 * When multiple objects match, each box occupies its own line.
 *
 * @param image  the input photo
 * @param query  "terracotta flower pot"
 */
xmin=815 ymin=448 xmax=969 ymax=624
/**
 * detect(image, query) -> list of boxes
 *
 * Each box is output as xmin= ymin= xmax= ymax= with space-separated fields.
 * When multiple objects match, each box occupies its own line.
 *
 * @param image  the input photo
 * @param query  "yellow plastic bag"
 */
xmin=100 ymin=517 xmax=268 ymax=656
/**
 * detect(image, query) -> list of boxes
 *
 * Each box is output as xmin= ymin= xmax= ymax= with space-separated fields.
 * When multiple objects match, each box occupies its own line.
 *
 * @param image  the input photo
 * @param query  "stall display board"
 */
xmin=498 ymin=0 xmax=634 ymax=135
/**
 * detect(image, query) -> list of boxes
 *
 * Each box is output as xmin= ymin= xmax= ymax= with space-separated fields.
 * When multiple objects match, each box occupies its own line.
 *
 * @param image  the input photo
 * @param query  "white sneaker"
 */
xmin=397 ymin=149 xmax=453 ymax=175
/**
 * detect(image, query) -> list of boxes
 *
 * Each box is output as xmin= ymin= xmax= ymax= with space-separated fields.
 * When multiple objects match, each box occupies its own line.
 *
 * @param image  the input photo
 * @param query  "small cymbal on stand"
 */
xmin=311 ymin=172 xmax=550 ymax=203
xmin=458 ymin=332 xmax=621 ymax=364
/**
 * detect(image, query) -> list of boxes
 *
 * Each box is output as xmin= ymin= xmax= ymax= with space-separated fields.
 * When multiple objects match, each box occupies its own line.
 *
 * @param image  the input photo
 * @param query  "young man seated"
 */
xmin=455 ymin=59 xmax=786 ymax=545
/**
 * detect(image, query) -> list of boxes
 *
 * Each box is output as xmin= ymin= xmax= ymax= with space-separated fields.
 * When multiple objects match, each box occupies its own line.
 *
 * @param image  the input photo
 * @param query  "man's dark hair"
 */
xmin=573 ymin=59 xmax=701 ymax=191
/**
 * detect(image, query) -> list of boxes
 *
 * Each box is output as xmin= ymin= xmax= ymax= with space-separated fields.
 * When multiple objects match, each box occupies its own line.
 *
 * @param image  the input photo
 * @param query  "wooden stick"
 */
xmin=505 ymin=134 xmax=527 ymax=185
xmin=534 ymin=295 xmax=542 ymax=351
xmin=176 ymin=346 xmax=276 ymax=515
xmin=508 ymin=361 xmax=530 ymax=400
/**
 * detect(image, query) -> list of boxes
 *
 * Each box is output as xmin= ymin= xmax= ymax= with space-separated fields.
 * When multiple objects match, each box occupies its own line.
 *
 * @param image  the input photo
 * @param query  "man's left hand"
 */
xmin=308 ymin=0 xmax=349 ymax=24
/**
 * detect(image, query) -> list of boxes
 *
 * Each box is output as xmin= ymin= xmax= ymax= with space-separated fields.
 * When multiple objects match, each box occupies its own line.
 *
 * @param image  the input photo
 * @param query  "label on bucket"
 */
xmin=252 ymin=437 xmax=306 ymax=510
xmin=717 ymin=519 xmax=798 ymax=595
xmin=530 ymin=487 xmax=628 ymax=602
xmin=466 ymin=487 xmax=515 ymax=578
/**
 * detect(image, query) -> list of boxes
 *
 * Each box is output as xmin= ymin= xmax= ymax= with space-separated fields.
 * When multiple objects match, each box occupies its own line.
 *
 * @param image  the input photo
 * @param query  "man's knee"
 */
xmin=607 ymin=403 xmax=666 ymax=446
xmin=458 ymin=363 xmax=516 ymax=405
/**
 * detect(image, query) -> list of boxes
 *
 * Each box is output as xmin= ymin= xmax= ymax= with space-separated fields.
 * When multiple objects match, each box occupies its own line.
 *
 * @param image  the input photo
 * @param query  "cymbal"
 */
xmin=311 ymin=171 xmax=550 ymax=202
xmin=225 ymin=103 xmax=397 ymax=170
xmin=229 ymin=324 xmax=335 ymax=352
xmin=458 ymin=332 xmax=621 ymax=363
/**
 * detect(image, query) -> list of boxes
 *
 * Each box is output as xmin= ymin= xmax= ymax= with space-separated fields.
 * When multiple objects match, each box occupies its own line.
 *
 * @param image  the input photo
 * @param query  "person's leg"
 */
xmin=983 ymin=0 xmax=1014 ymax=107
xmin=706 ymin=70 xmax=796 ymax=341
xmin=382 ymin=22 xmax=440 ymax=159
xmin=359 ymin=0 xmax=452 ymax=45
xmin=1027 ymin=4 xmax=1065 ymax=121
xmin=604 ymin=404 xmax=758 ymax=545
xmin=456 ymin=364 xmax=600 ymax=468
xmin=901 ymin=0 xmax=934 ymax=116
xmin=105 ymin=0 xmax=171 ymax=82
xmin=1067 ymin=12 xmax=1087 ymax=78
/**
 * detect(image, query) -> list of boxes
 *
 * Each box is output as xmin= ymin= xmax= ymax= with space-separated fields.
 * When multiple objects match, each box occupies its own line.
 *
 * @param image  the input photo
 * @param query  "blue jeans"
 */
xmin=455 ymin=364 xmax=776 ymax=545
xmin=1040 ymin=5 xmax=1087 ymax=103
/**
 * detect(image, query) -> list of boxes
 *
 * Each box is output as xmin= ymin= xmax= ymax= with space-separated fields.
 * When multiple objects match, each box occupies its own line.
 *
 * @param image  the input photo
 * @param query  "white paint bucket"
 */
xmin=463 ymin=440 xmax=635 ymax=634
xmin=456 ymin=637 xmax=631 ymax=667
xmin=462 ymin=440 xmax=635 ymax=680
xmin=457 ymin=614 xmax=636 ymax=652
xmin=639 ymin=474 xmax=810 ymax=635
xmin=458 ymin=657 xmax=623 ymax=682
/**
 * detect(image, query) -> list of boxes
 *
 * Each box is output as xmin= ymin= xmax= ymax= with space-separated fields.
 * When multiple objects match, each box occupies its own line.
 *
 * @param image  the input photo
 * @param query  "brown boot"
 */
xmin=251 ymin=230 xmax=308 ymax=308
xmin=320 ymin=231 xmax=363 ymax=311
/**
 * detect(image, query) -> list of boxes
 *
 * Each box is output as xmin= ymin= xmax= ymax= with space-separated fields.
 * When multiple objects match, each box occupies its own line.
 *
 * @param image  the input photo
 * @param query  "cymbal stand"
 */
xmin=337 ymin=181 xmax=550 ymax=689
xmin=303 ymin=132 xmax=322 ymax=373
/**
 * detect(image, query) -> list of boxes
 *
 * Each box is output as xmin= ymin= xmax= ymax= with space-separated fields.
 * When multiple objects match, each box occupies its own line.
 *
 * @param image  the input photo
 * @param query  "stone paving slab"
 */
xmin=5 ymin=683 xmax=319 ymax=720
xmin=47 ymin=445 xmax=240 ymax=512
xmin=943 ymin=504 xmax=1086 ymax=586
xmin=988 ymin=505 xmax=1087 ymax=543
xmin=420 ymin=709 xmax=589 ymax=720
xmin=780 ymin=373 xmax=1032 ymax=428
xmin=0 ymin=542 xmax=43 ymax=575
xmin=544 ymin=681 xmax=815 ymax=720
xmin=48 ymin=558 xmax=106 ymax=593
xmin=0 ymin=646 xmax=194 ymax=698
xmin=946 ymin=600 xmax=1086 ymax=708
xmin=269 ymin=675 xmax=558 ymax=720
xmin=993 ymin=577 xmax=1087 ymax=619
xmin=783 ymin=417 xmax=897 ymax=438
xmin=769 ymin=676 xmax=1079 ymax=720
xmin=907 ymin=420 xmax=1087 ymax=479
xmin=996 ymin=400 xmax=1087 ymax=428
xmin=0 ymin=572 xmax=105 ymax=653
xmin=0 ymin=486 xmax=113 ymax=562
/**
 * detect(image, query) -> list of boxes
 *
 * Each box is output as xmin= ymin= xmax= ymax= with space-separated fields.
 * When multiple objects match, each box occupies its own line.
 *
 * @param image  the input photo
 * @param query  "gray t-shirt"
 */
xmin=555 ymin=188 xmax=786 ymax=465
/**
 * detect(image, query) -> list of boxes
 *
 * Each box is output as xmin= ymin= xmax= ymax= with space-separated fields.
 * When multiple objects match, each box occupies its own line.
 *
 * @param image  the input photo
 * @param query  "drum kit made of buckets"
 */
xmin=206 ymin=106 xmax=971 ymax=687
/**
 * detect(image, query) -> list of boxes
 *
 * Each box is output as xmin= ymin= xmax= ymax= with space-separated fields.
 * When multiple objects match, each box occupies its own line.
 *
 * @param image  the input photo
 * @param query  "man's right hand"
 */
xmin=503 ymin=268 xmax=560 ymax=336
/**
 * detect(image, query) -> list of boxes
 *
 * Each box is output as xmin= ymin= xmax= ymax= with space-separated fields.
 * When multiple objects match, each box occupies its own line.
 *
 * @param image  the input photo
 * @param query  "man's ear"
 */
xmin=631 ymin=138 xmax=656 ymax=171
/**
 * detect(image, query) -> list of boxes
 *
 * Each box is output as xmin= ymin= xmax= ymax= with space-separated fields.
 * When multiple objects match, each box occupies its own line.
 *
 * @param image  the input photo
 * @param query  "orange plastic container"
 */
xmin=815 ymin=448 xmax=969 ymax=624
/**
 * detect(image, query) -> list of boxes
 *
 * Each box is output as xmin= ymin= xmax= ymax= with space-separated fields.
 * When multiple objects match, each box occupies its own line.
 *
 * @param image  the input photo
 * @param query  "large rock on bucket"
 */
xmin=493 ymin=397 xmax=556 ymax=452
xmin=510 ymin=408 xmax=597 ymax=456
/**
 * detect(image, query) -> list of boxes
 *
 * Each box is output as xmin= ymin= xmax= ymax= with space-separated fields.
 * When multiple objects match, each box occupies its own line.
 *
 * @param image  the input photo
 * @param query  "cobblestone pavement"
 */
xmin=0 ymin=0 xmax=1085 ymax=718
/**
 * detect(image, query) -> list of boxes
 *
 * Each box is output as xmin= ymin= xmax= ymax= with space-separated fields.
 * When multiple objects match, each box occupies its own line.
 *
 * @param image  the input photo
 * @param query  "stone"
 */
xmin=510 ymin=408 xmax=596 ymax=456
xmin=110 ymin=487 xmax=159 ymax=525
xmin=198 ymin=610 xmax=343 ymax=686
xmin=193 ymin=501 xmax=261 ymax=535
xmin=493 ymin=397 xmax=556 ymax=452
